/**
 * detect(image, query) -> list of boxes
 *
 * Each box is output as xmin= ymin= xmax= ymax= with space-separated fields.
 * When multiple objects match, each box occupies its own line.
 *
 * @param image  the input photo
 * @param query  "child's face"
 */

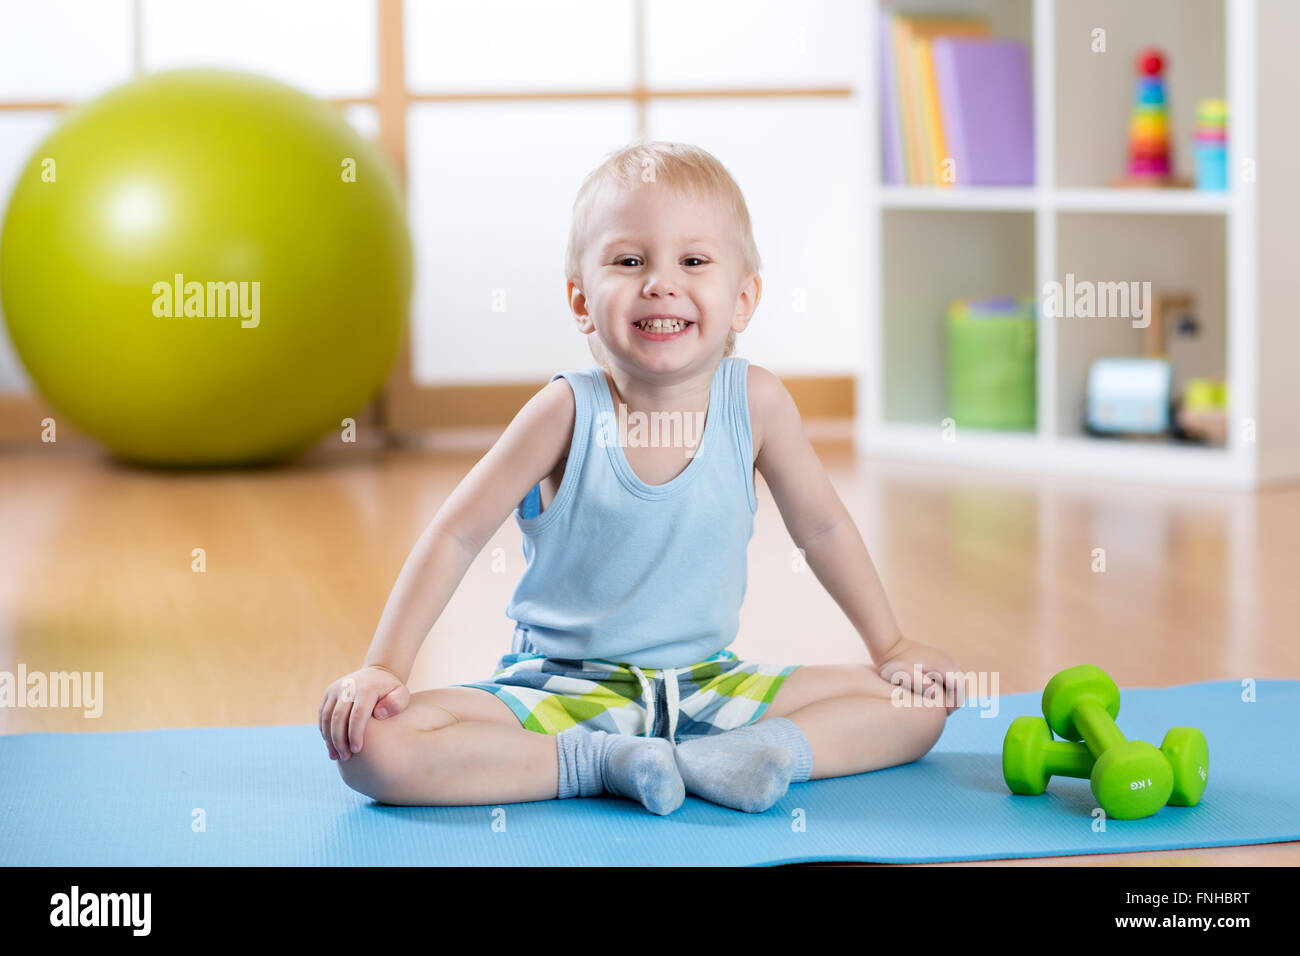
xmin=569 ymin=181 xmax=759 ymax=379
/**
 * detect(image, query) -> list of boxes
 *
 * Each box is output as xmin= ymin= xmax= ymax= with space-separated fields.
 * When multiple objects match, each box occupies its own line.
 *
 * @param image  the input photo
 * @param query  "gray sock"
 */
xmin=555 ymin=728 xmax=684 ymax=816
xmin=673 ymin=718 xmax=813 ymax=813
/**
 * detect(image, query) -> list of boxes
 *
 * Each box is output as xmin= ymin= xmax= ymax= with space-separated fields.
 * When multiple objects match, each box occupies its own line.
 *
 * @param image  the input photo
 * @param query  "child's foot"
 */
xmin=674 ymin=736 xmax=795 ymax=813
xmin=603 ymin=735 xmax=685 ymax=816
xmin=555 ymin=727 xmax=685 ymax=815
xmin=673 ymin=719 xmax=814 ymax=813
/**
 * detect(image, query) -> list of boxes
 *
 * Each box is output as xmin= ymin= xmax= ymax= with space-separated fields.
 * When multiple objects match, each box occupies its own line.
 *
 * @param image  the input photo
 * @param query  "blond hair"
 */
xmin=564 ymin=139 xmax=762 ymax=365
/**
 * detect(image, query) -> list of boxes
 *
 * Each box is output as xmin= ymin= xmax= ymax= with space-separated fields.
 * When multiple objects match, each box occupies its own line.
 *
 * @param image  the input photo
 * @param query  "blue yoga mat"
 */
xmin=2 ymin=679 xmax=1297 ymax=865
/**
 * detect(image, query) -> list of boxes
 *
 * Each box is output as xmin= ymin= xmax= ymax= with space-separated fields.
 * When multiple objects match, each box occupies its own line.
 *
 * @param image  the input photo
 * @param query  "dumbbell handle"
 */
xmin=1039 ymin=738 xmax=1096 ymax=778
xmin=1073 ymin=699 xmax=1128 ymax=759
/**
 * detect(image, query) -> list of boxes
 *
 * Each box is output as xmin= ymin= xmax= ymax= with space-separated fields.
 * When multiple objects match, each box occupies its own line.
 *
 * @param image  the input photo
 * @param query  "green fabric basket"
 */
xmin=946 ymin=297 xmax=1036 ymax=430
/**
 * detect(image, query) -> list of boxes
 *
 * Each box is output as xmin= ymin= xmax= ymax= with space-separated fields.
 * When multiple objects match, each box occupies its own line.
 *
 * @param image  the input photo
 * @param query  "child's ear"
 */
xmin=732 ymin=272 xmax=762 ymax=332
xmin=567 ymin=280 xmax=595 ymax=333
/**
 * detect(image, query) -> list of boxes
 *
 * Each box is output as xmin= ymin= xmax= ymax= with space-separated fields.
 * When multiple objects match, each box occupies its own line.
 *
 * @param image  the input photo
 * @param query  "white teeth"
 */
xmin=637 ymin=318 xmax=687 ymax=332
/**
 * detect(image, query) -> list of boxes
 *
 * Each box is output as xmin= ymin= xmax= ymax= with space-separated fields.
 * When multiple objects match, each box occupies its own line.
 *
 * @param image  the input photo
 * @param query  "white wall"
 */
xmin=0 ymin=0 xmax=381 ymax=393
xmin=1257 ymin=0 xmax=1300 ymax=481
xmin=0 ymin=0 xmax=867 ymax=395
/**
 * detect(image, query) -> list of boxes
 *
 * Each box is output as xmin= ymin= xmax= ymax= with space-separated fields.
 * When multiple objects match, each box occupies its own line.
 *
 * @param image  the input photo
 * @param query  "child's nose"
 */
xmin=643 ymin=275 xmax=679 ymax=295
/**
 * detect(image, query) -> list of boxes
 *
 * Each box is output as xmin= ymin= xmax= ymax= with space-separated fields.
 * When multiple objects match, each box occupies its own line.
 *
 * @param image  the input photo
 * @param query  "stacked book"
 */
xmin=880 ymin=7 xmax=1034 ymax=186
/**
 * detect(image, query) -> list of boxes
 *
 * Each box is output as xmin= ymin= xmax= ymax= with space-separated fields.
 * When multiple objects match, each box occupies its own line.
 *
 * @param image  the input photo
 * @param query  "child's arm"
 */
xmin=362 ymin=378 xmax=577 ymax=683
xmin=748 ymin=365 xmax=903 ymax=661
xmin=748 ymin=365 xmax=960 ymax=707
xmin=321 ymin=378 xmax=577 ymax=760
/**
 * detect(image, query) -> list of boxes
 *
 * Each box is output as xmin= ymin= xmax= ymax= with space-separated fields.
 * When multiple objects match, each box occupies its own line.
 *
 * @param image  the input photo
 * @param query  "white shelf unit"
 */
xmin=857 ymin=0 xmax=1299 ymax=488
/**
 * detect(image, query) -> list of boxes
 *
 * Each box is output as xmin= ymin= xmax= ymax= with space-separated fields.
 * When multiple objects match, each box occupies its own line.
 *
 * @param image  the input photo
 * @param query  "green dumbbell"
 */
xmin=1004 ymin=716 xmax=1209 ymax=806
xmin=1039 ymin=665 xmax=1174 ymax=819
xmin=1161 ymin=726 xmax=1211 ymax=806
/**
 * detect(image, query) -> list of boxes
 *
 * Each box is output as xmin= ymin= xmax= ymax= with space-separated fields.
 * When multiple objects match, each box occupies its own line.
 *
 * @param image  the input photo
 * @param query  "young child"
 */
xmin=320 ymin=140 xmax=961 ymax=816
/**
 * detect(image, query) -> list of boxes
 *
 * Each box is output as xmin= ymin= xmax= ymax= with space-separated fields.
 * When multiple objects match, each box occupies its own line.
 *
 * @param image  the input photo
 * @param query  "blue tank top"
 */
xmin=504 ymin=355 xmax=758 ymax=668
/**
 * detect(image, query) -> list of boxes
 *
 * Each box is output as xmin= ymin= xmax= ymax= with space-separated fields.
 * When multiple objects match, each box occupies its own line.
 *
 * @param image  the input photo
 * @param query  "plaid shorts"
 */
xmin=455 ymin=627 xmax=799 ymax=743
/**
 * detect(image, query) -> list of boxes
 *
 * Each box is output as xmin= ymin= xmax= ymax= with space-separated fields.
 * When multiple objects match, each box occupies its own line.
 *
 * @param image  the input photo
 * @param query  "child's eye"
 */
xmin=614 ymin=256 xmax=707 ymax=267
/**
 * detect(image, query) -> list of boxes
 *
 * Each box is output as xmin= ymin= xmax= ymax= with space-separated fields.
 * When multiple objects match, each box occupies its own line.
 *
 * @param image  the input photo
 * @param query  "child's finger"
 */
xmin=331 ymin=696 xmax=355 ymax=761
xmin=941 ymin=672 xmax=967 ymax=714
xmin=374 ymin=683 xmax=410 ymax=719
xmin=319 ymin=691 xmax=339 ymax=758
xmin=348 ymin=690 xmax=379 ymax=754
xmin=879 ymin=663 xmax=912 ymax=689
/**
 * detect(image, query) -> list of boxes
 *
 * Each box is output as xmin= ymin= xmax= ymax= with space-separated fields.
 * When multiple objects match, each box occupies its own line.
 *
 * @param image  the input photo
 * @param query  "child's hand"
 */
xmin=876 ymin=637 xmax=964 ymax=715
xmin=319 ymin=665 xmax=410 ymax=761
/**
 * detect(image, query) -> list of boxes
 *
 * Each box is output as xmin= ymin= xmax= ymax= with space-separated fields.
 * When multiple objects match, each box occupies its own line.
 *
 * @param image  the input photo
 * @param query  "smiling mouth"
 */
xmin=633 ymin=318 xmax=693 ymax=333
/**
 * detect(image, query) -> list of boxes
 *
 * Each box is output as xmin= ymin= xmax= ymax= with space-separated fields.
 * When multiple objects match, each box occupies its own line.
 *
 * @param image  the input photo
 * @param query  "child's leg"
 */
xmin=336 ymin=687 xmax=559 ymax=806
xmin=670 ymin=658 xmax=808 ymax=813
xmin=754 ymin=664 xmax=948 ymax=780
xmin=673 ymin=662 xmax=946 ymax=811
xmin=335 ymin=686 xmax=685 ymax=814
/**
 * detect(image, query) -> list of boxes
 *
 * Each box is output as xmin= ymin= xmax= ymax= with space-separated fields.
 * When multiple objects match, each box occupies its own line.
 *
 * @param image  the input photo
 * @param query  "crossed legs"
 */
xmin=334 ymin=664 xmax=947 ymax=808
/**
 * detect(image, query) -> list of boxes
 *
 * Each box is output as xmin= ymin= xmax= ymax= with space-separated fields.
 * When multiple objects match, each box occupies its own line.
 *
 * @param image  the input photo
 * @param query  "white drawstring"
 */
xmin=628 ymin=664 xmax=681 ymax=742
xmin=665 ymin=668 xmax=680 ymax=742
xmin=629 ymin=665 xmax=654 ymax=738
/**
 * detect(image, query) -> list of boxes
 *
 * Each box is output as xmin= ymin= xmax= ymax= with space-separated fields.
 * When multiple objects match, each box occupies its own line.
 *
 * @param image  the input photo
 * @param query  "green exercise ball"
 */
xmin=0 ymin=68 xmax=411 ymax=466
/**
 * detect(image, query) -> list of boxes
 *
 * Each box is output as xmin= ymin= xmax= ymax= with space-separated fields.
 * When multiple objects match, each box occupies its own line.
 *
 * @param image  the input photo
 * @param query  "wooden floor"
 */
xmin=2 ymin=429 xmax=1297 ymax=866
